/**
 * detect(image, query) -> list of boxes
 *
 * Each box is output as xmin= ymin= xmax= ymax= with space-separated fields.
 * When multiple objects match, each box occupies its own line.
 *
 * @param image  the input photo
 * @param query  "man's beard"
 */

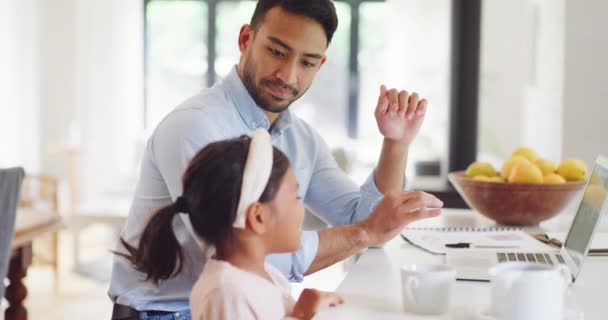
xmin=241 ymin=59 xmax=301 ymax=114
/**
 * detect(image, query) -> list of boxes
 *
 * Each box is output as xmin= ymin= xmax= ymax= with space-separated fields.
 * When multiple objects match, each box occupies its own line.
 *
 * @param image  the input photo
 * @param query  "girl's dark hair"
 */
xmin=117 ymin=135 xmax=290 ymax=284
xmin=250 ymin=0 xmax=338 ymax=45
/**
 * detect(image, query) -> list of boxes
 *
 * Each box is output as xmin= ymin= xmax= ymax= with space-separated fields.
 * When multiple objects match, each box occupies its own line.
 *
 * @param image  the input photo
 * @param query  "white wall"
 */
xmin=1 ymin=0 xmax=144 ymax=202
xmin=383 ymin=0 xmax=452 ymax=173
xmin=479 ymin=0 xmax=608 ymax=169
xmin=562 ymin=0 xmax=608 ymax=166
xmin=0 ymin=0 xmax=41 ymax=172
xmin=69 ymin=0 xmax=144 ymax=200
xmin=479 ymin=0 xmax=528 ymax=162
xmin=522 ymin=0 xmax=565 ymax=161
xmin=478 ymin=0 xmax=564 ymax=166
xmin=38 ymin=0 xmax=77 ymax=180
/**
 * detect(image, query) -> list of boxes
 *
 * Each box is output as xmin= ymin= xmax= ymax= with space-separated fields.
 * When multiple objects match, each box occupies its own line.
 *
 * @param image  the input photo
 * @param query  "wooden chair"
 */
xmin=18 ymin=175 xmax=63 ymax=293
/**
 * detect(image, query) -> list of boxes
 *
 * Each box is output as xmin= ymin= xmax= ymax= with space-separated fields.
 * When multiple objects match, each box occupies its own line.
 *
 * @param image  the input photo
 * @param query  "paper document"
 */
xmin=401 ymin=229 xmax=555 ymax=255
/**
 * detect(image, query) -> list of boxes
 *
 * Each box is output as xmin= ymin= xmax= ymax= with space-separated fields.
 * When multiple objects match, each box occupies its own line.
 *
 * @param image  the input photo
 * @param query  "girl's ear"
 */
xmin=245 ymin=202 xmax=271 ymax=235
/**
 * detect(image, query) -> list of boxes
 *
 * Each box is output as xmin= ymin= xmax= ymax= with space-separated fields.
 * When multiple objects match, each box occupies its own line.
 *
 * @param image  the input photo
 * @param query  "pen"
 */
xmin=589 ymin=249 xmax=608 ymax=256
xmin=445 ymin=242 xmax=470 ymax=248
xmin=444 ymin=242 xmax=520 ymax=249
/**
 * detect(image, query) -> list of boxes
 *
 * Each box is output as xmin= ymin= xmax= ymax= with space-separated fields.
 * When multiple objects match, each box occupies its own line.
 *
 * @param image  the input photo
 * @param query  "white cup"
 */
xmin=400 ymin=264 xmax=456 ymax=315
xmin=488 ymin=262 xmax=571 ymax=320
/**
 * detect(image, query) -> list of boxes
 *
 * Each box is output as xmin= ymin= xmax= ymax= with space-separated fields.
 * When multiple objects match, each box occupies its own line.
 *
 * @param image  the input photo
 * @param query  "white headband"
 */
xmin=233 ymin=128 xmax=274 ymax=229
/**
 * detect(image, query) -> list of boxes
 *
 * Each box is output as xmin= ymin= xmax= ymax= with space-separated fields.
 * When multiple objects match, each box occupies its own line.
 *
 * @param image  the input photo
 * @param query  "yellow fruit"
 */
xmin=501 ymin=156 xmax=531 ymax=179
xmin=508 ymin=162 xmax=544 ymax=183
xmin=543 ymin=173 xmax=566 ymax=184
xmin=557 ymin=159 xmax=588 ymax=182
xmin=465 ymin=162 xmax=497 ymax=178
xmin=511 ymin=147 xmax=539 ymax=162
xmin=583 ymin=185 xmax=607 ymax=209
xmin=534 ymin=158 xmax=557 ymax=175
xmin=472 ymin=175 xmax=492 ymax=181
xmin=488 ymin=176 xmax=506 ymax=183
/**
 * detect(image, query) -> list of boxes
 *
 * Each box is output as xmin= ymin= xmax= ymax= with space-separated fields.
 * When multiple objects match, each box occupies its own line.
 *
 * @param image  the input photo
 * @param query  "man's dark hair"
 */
xmin=250 ymin=0 xmax=338 ymax=45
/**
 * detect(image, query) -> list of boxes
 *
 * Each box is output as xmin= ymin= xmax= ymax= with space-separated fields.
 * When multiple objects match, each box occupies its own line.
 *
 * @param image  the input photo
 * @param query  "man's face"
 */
xmin=238 ymin=7 xmax=328 ymax=113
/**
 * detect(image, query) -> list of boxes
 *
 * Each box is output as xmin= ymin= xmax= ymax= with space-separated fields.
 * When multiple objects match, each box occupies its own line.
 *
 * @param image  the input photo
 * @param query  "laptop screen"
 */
xmin=564 ymin=157 xmax=608 ymax=269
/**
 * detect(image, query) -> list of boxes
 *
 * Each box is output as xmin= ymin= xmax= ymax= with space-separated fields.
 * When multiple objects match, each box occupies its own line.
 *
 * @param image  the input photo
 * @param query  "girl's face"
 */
xmin=266 ymin=166 xmax=305 ymax=253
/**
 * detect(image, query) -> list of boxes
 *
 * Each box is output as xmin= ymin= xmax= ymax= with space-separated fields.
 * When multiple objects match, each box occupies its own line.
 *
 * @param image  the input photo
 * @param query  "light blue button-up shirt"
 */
xmin=108 ymin=66 xmax=385 ymax=312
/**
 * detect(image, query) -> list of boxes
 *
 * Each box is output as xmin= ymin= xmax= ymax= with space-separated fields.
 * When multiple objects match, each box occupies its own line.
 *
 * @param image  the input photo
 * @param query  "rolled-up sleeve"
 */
xmin=265 ymin=230 xmax=319 ymax=282
xmin=303 ymin=130 xmax=390 ymax=227
xmin=357 ymin=171 xmax=386 ymax=220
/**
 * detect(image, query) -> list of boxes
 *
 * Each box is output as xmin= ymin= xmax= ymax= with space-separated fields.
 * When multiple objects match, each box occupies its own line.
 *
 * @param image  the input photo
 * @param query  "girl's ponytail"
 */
xmin=118 ymin=200 xmax=185 ymax=284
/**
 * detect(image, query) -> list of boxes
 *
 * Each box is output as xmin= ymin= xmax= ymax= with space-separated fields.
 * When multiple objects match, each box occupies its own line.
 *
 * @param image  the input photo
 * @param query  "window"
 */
xmin=145 ymin=0 xmax=207 ymax=127
xmin=216 ymin=1 xmax=257 ymax=78
xmin=144 ymin=0 xmax=479 ymax=195
xmin=356 ymin=1 xmax=451 ymax=181
xmin=290 ymin=2 xmax=351 ymax=147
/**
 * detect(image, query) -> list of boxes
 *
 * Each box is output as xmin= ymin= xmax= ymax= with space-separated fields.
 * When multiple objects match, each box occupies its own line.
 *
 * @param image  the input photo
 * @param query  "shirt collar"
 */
xmin=222 ymin=66 xmax=293 ymax=135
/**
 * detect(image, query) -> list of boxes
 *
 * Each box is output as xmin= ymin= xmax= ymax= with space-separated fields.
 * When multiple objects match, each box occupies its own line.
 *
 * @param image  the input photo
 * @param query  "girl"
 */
xmin=118 ymin=129 xmax=343 ymax=319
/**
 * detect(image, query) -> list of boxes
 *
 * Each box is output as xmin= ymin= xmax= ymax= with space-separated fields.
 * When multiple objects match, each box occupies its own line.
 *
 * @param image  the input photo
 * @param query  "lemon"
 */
xmin=465 ymin=162 xmax=497 ymax=178
xmin=500 ymin=156 xmax=530 ymax=180
xmin=508 ymin=162 xmax=544 ymax=184
xmin=534 ymin=158 xmax=557 ymax=175
xmin=488 ymin=176 xmax=506 ymax=183
xmin=511 ymin=147 xmax=539 ymax=162
xmin=472 ymin=175 xmax=492 ymax=181
xmin=543 ymin=173 xmax=566 ymax=184
xmin=557 ymin=159 xmax=588 ymax=182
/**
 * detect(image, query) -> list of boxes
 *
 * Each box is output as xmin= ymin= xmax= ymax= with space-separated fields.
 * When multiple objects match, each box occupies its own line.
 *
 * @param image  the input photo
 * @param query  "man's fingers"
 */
xmin=384 ymin=190 xmax=418 ymax=206
xmin=416 ymin=99 xmax=427 ymax=117
xmin=406 ymin=208 xmax=442 ymax=223
xmin=380 ymin=84 xmax=388 ymax=96
xmin=385 ymin=191 xmax=443 ymax=210
xmin=406 ymin=92 xmax=420 ymax=120
xmin=388 ymin=89 xmax=399 ymax=113
xmin=402 ymin=191 xmax=443 ymax=208
xmin=375 ymin=94 xmax=389 ymax=114
xmin=398 ymin=90 xmax=409 ymax=116
xmin=398 ymin=199 xmax=443 ymax=215
xmin=376 ymin=85 xmax=388 ymax=110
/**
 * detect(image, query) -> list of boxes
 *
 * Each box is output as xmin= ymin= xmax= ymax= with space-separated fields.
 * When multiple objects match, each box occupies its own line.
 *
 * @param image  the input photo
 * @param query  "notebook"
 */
xmin=400 ymin=227 xmax=553 ymax=255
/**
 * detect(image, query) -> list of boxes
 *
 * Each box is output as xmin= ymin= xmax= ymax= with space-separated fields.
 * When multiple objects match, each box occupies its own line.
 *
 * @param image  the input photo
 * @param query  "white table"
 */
xmin=316 ymin=209 xmax=608 ymax=319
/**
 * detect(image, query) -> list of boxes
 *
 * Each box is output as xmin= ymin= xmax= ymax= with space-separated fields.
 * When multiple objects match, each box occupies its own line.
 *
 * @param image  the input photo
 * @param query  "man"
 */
xmin=109 ymin=0 xmax=443 ymax=319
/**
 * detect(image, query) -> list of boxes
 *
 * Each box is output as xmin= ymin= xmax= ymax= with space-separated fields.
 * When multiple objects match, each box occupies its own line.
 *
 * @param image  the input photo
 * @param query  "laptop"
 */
xmin=446 ymin=155 xmax=608 ymax=282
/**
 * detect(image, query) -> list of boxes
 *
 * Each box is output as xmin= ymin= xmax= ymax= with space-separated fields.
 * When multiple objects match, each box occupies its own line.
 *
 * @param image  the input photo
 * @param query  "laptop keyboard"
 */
xmin=497 ymin=252 xmax=565 ymax=265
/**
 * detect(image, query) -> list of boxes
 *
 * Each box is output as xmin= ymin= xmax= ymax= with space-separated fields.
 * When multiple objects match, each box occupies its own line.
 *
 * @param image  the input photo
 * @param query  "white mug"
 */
xmin=400 ymin=264 xmax=456 ymax=315
xmin=489 ymin=262 xmax=571 ymax=320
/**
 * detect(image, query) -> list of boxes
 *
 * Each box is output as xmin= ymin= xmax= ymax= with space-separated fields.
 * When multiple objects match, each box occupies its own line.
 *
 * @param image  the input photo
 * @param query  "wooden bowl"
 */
xmin=448 ymin=171 xmax=585 ymax=225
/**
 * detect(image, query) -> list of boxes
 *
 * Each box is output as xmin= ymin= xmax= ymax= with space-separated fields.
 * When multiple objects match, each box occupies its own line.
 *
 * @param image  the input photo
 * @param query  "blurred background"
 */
xmin=1 ymin=0 xmax=607 ymax=319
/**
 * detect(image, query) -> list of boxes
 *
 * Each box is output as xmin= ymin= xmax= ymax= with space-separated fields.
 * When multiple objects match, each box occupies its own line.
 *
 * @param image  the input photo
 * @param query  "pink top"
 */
xmin=189 ymin=259 xmax=296 ymax=320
